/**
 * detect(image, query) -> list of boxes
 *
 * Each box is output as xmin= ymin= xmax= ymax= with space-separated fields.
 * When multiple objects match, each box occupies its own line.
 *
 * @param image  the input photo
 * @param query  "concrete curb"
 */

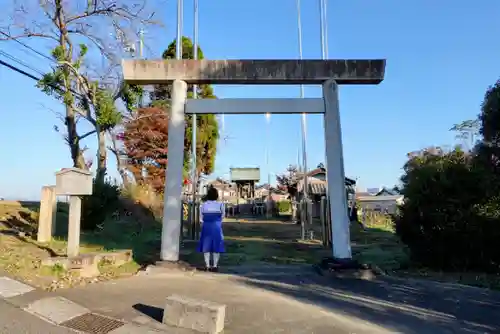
xmin=0 ymin=276 xmax=35 ymax=298
xmin=0 ymin=276 xmax=166 ymax=333
xmin=24 ymin=296 xmax=90 ymax=325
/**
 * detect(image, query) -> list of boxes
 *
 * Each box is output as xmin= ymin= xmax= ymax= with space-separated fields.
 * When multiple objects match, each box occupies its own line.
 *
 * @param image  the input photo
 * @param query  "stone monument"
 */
xmin=55 ymin=168 xmax=92 ymax=257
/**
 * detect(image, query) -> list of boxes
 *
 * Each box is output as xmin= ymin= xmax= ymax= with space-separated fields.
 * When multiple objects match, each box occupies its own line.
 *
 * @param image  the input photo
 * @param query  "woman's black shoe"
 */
xmin=209 ymin=267 xmax=219 ymax=273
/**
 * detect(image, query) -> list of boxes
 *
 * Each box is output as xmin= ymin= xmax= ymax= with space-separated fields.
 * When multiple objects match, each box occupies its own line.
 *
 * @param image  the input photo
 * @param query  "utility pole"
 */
xmin=319 ymin=0 xmax=327 ymax=60
xmin=297 ymin=0 xmax=307 ymax=239
xmin=323 ymin=0 xmax=329 ymax=58
xmin=176 ymin=0 xmax=183 ymax=59
xmin=191 ymin=0 xmax=199 ymax=203
xmin=138 ymin=28 xmax=144 ymax=58
xmin=138 ymin=28 xmax=145 ymax=107
xmin=265 ymin=112 xmax=271 ymax=198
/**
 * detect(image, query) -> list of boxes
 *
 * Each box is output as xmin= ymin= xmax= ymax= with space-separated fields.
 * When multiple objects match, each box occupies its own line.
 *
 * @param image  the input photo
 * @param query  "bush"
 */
xmin=395 ymin=149 xmax=500 ymax=272
xmin=121 ymin=183 xmax=164 ymax=220
xmin=81 ymin=178 xmax=121 ymax=231
xmin=276 ymin=200 xmax=291 ymax=213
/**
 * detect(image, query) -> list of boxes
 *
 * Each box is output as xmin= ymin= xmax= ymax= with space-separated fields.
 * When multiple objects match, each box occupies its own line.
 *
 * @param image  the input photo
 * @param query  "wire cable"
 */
xmin=0 ymin=58 xmax=42 ymax=82
xmin=0 ymin=50 xmax=46 ymax=76
xmin=0 ymin=31 xmax=56 ymax=63
xmin=0 ymin=57 xmax=85 ymax=100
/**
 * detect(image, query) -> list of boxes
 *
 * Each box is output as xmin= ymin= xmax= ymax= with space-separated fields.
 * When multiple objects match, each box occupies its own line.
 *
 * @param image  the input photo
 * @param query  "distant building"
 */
xmin=360 ymin=187 xmax=399 ymax=197
xmin=230 ymin=167 xmax=260 ymax=199
xmin=375 ymin=187 xmax=399 ymax=196
xmin=366 ymin=188 xmax=380 ymax=195
xmin=357 ymin=195 xmax=404 ymax=214
xmin=205 ymin=178 xmax=237 ymax=201
xmin=254 ymin=184 xmax=288 ymax=202
xmin=291 ymin=167 xmax=356 ymax=218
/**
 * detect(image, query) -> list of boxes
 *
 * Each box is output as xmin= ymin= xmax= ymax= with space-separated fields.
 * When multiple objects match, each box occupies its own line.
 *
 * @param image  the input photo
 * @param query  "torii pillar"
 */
xmin=122 ymin=59 xmax=386 ymax=263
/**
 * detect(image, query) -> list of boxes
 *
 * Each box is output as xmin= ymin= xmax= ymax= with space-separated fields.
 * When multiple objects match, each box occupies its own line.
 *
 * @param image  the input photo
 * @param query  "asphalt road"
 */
xmin=0 ymin=299 xmax=75 ymax=334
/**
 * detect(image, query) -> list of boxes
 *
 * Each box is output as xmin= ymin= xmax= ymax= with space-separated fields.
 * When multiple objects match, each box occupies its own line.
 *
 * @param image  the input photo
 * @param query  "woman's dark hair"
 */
xmin=206 ymin=186 xmax=219 ymax=201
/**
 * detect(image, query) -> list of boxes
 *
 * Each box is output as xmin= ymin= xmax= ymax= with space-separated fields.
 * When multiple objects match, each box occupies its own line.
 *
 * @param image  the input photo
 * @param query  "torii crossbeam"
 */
xmin=121 ymin=58 xmax=386 ymax=263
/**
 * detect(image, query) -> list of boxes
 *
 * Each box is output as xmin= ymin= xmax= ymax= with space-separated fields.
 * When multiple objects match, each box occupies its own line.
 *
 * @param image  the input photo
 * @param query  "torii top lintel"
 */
xmin=121 ymin=59 xmax=385 ymax=85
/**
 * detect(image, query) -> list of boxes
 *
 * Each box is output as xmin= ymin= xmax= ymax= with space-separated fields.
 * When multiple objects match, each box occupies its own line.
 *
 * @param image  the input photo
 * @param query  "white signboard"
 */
xmin=230 ymin=168 xmax=260 ymax=182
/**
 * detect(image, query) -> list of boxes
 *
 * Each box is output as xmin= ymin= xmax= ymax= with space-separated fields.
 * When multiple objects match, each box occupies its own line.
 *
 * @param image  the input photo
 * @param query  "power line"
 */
xmin=0 ymin=58 xmax=84 ymax=100
xmin=0 ymin=31 xmax=56 ymax=63
xmin=0 ymin=58 xmax=41 ymax=82
xmin=0 ymin=35 xmax=124 ymax=104
xmin=0 ymin=50 xmax=46 ymax=76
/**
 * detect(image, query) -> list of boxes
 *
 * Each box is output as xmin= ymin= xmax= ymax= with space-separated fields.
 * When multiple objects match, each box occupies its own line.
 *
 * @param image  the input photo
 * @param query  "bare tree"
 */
xmin=1 ymin=0 xmax=158 ymax=180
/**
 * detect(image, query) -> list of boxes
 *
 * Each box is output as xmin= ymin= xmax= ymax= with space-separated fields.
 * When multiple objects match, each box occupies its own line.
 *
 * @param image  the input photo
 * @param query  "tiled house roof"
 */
xmin=308 ymin=183 xmax=327 ymax=195
xmin=375 ymin=187 xmax=399 ymax=196
xmin=207 ymin=178 xmax=234 ymax=190
xmin=294 ymin=167 xmax=356 ymax=187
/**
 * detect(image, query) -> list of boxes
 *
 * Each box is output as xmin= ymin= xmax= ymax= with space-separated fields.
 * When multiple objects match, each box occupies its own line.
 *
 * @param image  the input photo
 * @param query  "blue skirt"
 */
xmin=197 ymin=220 xmax=225 ymax=253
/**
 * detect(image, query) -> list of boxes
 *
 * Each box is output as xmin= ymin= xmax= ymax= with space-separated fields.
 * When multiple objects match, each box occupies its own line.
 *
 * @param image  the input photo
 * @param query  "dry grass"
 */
xmin=0 ymin=200 xmax=142 ymax=290
xmin=121 ymin=183 xmax=164 ymax=219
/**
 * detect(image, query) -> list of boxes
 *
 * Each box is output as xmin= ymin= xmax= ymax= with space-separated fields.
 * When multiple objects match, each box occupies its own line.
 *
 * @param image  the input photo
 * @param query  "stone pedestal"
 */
xmin=54 ymin=168 xmax=92 ymax=258
xmin=67 ymin=196 xmax=82 ymax=257
xmin=37 ymin=186 xmax=57 ymax=243
xmin=163 ymin=295 xmax=225 ymax=333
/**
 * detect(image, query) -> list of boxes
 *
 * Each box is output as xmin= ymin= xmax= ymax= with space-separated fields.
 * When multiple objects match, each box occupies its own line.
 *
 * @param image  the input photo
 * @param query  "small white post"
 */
xmin=67 ymin=195 xmax=82 ymax=257
xmin=322 ymin=79 xmax=352 ymax=259
xmin=161 ymin=79 xmax=188 ymax=261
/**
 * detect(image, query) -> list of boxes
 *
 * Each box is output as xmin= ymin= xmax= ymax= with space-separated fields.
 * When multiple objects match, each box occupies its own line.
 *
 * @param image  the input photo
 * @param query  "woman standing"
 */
xmin=197 ymin=186 xmax=225 ymax=271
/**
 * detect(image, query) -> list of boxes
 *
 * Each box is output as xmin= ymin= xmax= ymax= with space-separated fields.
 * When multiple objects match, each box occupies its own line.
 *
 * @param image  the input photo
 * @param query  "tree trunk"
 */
xmin=110 ymin=130 xmax=130 ymax=186
xmin=65 ymin=107 xmax=86 ymax=169
xmin=57 ymin=1 xmax=86 ymax=170
xmin=96 ymin=127 xmax=107 ymax=183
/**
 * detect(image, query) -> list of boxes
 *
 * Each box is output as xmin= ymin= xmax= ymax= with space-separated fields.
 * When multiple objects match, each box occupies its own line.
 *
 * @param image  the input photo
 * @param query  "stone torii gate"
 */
xmin=121 ymin=59 xmax=386 ymax=263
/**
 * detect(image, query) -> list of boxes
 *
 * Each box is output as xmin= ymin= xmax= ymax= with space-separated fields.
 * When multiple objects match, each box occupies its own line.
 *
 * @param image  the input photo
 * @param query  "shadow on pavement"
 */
xmin=231 ymin=269 xmax=500 ymax=334
xmin=132 ymin=303 xmax=164 ymax=322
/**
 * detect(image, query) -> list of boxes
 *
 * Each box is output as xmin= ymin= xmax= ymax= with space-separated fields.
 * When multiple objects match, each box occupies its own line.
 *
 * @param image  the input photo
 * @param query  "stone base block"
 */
xmin=42 ymin=255 xmax=99 ymax=278
xmin=313 ymin=257 xmax=380 ymax=281
xmin=41 ymin=250 xmax=132 ymax=278
xmin=154 ymin=260 xmax=195 ymax=271
xmin=163 ymin=295 xmax=225 ymax=333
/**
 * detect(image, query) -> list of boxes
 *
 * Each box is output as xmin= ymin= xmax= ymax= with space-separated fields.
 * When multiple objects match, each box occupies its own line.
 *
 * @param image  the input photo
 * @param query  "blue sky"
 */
xmin=1 ymin=0 xmax=500 ymax=200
